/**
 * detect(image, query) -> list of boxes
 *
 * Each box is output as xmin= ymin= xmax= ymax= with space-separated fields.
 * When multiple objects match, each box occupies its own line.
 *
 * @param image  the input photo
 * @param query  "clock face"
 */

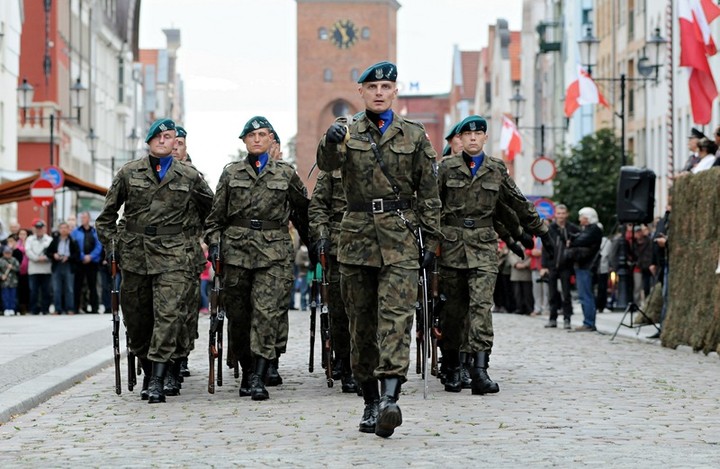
xmin=331 ymin=19 xmax=358 ymax=49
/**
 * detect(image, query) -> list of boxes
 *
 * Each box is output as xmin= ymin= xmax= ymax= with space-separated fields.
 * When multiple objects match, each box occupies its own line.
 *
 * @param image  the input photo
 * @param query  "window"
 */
xmin=332 ymin=100 xmax=350 ymax=117
xmin=324 ymin=68 xmax=333 ymax=82
xmin=318 ymin=27 xmax=328 ymax=40
xmin=351 ymin=68 xmax=359 ymax=81
xmin=361 ymin=27 xmax=370 ymax=39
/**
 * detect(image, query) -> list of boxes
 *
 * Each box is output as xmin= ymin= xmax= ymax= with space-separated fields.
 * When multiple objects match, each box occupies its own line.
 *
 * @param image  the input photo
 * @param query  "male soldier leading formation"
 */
xmin=204 ymin=116 xmax=309 ymax=401
xmin=308 ymin=168 xmax=358 ymax=394
xmin=437 ymin=115 xmax=552 ymax=395
xmin=317 ymin=61 xmax=441 ymax=438
xmin=96 ymin=118 xmax=213 ymax=404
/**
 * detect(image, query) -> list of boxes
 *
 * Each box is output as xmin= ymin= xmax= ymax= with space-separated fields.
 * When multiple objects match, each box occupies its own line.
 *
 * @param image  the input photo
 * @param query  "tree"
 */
xmin=553 ymin=128 xmax=630 ymax=232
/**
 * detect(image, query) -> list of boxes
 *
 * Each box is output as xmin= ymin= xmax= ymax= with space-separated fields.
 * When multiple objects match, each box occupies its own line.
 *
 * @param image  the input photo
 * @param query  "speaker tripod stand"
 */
xmin=611 ymin=302 xmax=661 ymax=341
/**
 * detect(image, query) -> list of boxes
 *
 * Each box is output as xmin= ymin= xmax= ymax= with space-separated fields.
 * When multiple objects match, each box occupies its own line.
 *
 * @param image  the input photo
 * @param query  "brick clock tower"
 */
xmin=296 ymin=0 xmax=400 ymax=191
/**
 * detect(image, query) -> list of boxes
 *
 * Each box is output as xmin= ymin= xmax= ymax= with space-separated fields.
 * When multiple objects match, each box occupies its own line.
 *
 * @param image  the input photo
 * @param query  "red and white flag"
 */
xmin=500 ymin=115 xmax=522 ymax=161
xmin=679 ymin=0 xmax=720 ymax=124
xmin=564 ymin=65 xmax=609 ymax=118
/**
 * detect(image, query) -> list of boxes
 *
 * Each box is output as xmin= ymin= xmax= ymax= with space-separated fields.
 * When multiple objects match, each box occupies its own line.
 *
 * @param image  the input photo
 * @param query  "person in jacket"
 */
xmin=567 ymin=207 xmax=603 ymax=332
xmin=71 ymin=212 xmax=103 ymax=314
xmin=46 ymin=221 xmax=80 ymax=315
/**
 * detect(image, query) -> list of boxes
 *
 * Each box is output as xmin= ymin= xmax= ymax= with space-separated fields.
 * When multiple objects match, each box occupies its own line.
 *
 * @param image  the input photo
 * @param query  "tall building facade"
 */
xmin=295 ymin=0 xmax=400 ymax=192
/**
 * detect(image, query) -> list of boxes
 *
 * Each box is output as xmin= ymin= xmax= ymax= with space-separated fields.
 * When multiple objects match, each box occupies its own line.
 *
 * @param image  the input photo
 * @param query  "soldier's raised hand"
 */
xmin=540 ymin=233 xmax=555 ymax=259
xmin=315 ymin=238 xmax=331 ymax=257
xmin=507 ymin=242 xmax=525 ymax=260
xmin=519 ymin=231 xmax=535 ymax=250
xmin=207 ymin=244 xmax=220 ymax=263
xmin=325 ymin=123 xmax=348 ymax=144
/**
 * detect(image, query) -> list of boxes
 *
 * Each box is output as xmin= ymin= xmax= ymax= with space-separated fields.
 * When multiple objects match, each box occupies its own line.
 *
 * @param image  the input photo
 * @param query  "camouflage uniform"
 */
xmin=309 ymin=169 xmax=359 ymax=389
xmin=96 ymin=156 xmax=213 ymax=364
xmin=317 ymin=113 xmax=441 ymax=384
xmin=204 ymin=157 xmax=308 ymax=374
xmin=437 ymin=151 xmax=546 ymax=391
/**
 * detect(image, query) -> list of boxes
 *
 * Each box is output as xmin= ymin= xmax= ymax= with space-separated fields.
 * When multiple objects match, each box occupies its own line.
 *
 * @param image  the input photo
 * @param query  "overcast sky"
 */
xmin=139 ymin=0 xmax=523 ymax=186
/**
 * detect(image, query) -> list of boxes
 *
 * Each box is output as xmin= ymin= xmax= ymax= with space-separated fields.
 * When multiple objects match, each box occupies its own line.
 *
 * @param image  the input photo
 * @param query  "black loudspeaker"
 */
xmin=617 ymin=166 xmax=656 ymax=224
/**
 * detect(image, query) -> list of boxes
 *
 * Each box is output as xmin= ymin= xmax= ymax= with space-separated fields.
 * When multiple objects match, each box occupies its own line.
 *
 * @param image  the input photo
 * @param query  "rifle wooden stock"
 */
xmin=208 ymin=255 xmax=222 ymax=394
xmin=319 ymin=249 xmax=333 ymax=387
xmin=111 ymin=245 xmax=121 ymax=395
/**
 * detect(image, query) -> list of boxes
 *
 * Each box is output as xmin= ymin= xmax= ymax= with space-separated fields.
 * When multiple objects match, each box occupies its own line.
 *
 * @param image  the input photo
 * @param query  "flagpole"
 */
xmin=666 ymin=0 xmax=675 ymax=187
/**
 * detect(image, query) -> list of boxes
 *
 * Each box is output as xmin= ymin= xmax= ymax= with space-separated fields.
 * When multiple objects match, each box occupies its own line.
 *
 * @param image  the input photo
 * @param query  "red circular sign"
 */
xmin=531 ymin=157 xmax=557 ymax=183
xmin=30 ymin=178 xmax=55 ymax=207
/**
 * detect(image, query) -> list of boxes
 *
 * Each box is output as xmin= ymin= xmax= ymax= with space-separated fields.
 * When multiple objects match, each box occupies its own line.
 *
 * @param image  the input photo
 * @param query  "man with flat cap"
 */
xmin=317 ymin=61 xmax=441 ymax=438
xmin=682 ymin=127 xmax=706 ymax=172
xmin=437 ymin=115 xmax=550 ymax=396
xmin=204 ymin=116 xmax=309 ymax=401
xmin=96 ymin=118 xmax=213 ymax=404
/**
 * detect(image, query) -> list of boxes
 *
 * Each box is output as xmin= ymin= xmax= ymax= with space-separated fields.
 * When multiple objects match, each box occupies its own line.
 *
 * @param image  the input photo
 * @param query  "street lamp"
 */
xmin=510 ymin=89 xmax=567 ymax=157
xmin=577 ymin=26 xmax=667 ymax=311
xmin=17 ymin=78 xmax=35 ymax=120
xmin=127 ymin=128 xmax=140 ymax=160
xmin=86 ymin=127 xmax=98 ymax=162
xmin=509 ymin=87 xmax=526 ymax=126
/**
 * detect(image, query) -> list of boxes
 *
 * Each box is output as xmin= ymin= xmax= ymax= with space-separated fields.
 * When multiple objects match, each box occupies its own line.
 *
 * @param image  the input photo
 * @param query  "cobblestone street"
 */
xmin=1 ymin=310 xmax=719 ymax=467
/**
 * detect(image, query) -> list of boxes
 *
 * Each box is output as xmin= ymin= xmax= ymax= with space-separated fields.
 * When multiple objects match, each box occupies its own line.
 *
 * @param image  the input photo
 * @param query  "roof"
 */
xmin=0 ymin=170 xmax=107 ymax=206
xmin=510 ymin=31 xmax=522 ymax=82
xmin=460 ymin=51 xmax=480 ymax=100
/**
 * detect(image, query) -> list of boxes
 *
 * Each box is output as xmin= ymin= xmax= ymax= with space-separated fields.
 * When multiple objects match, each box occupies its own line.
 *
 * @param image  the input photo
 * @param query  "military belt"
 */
xmin=231 ymin=218 xmax=288 ymax=232
xmin=346 ymin=198 xmax=413 ymax=214
xmin=444 ymin=216 xmax=493 ymax=229
xmin=125 ymin=222 xmax=184 ymax=236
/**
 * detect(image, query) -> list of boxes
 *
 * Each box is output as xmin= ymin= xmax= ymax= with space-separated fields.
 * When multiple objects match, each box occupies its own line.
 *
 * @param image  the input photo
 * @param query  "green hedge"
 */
xmin=662 ymin=167 xmax=720 ymax=354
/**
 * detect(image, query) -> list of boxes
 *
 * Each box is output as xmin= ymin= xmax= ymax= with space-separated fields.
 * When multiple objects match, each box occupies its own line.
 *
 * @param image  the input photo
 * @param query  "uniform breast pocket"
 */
xmin=389 ymin=141 xmax=414 ymax=172
xmin=480 ymin=180 xmax=500 ymax=209
xmin=129 ymin=177 xmax=151 ymax=194
xmin=445 ymin=178 xmax=468 ymax=208
xmin=168 ymin=182 xmax=190 ymax=202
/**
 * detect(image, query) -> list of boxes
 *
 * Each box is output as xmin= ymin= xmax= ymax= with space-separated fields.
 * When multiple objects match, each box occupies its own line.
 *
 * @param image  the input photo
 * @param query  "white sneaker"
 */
xmin=3 ymin=309 xmax=14 ymax=316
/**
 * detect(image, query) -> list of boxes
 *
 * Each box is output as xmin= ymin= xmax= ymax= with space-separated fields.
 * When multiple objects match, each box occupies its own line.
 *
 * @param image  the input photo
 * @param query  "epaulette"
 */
xmin=402 ymin=117 xmax=427 ymax=131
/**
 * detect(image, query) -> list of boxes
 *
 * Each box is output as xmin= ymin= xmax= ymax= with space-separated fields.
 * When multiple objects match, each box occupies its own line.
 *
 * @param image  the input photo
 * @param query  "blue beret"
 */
xmin=145 ymin=118 xmax=176 ymax=143
xmin=457 ymin=115 xmax=488 ymax=134
xmin=175 ymin=126 xmax=187 ymax=138
xmin=239 ymin=116 xmax=275 ymax=139
xmin=357 ymin=61 xmax=397 ymax=83
xmin=445 ymin=122 xmax=462 ymax=141
xmin=442 ymin=144 xmax=451 ymax=156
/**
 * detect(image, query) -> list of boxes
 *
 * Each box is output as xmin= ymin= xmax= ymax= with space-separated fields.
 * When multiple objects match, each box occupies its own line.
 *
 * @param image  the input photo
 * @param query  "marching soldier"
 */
xmin=96 ymin=118 xmax=213 ymax=404
xmin=308 ymin=169 xmax=358 ymax=394
xmin=163 ymin=125 xmax=209 ymax=395
xmin=317 ymin=61 xmax=441 ymax=438
xmin=437 ymin=115 xmax=552 ymax=396
xmin=204 ymin=116 xmax=309 ymax=401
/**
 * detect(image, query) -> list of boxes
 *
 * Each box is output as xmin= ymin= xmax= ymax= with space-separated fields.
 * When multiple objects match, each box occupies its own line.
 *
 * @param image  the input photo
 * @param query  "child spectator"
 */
xmin=1 ymin=246 xmax=20 ymax=316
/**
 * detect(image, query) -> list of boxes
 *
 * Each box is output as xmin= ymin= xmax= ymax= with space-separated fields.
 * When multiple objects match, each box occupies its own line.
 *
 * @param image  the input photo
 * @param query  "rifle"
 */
xmin=429 ymin=248 xmax=440 ymax=377
xmin=110 ymin=240 xmax=121 ymax=395
xmin=208 ymin=243 xmax=224 ymax=394
xmin=308 ymin=267 xmax=318 ymax=373
xmin=126 ymin=334 xmax=136 ymax=391
xmin=319 ymin=248 xmax=333 ymax=388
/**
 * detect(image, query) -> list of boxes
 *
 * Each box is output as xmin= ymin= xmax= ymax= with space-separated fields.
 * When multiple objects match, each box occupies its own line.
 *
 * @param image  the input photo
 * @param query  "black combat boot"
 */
xmin=239 ymin=354 xmax=252 ymax=397
xmin=163 ymin=360 xmax=182 ymax=396
xmin=250 ymin=357 xmax=270 ymax=401
xmin=180 ymin=357 xmax=190 ymax=377
xmin=358 ymin=380 xmax=379 ymax=433
xmin=460 ymin=352 xmax=472 ymax=389
xmin=438 ymin=351 xmax=447 ymax=384
xmin=470 ymin=351 xmax=500 ymax=395
xmin=340 ymin=357 xmax=358 ymax=394
xmin=139 ymin=358 xmax=152 ymax=401
xmin=375 ymin=377 xmax=402 ymax=438
xmin=147 ymin=362 xmax=168 ymax=404
xmin=443 ymin=350 xmax=462 ymax=393
xmin=331 ymin=356 xmax=343 ymax=380
xmin=265 ymin=355 xmax=283 ymax=386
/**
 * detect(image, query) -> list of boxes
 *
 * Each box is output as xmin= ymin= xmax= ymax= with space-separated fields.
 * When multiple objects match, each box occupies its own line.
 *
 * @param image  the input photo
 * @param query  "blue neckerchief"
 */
xmin=470 ymin=152 xmax=485 ymax=177
xmin=377 ymin=109 xmax=393 ymax=134
xmin=252 ymin=152 xmax=269 ymax=174
xmin=156 ymin=156 xmax=174 ymax=181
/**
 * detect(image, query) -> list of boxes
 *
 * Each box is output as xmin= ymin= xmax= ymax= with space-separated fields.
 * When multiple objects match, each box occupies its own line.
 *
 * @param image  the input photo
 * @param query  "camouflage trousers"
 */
xmin=120 ymin=269 xmax=189 ymax=363
xmin=177 ymin=272 xmax=201 ymax=357
xmin=439 ymin=266 xmax=497 ymax=352
xmin=327 ymin=254 xmax=350 ymax=360
xmin=340 ymin=263 xmax=417 ymax=383
xmin=222 ymin=263 xmax=293 ymax=362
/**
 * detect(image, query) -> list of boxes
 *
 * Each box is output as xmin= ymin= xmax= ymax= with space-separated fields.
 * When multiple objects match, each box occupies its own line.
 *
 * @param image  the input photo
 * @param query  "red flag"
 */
xmin=679 ymin=0 xmax=720 ymax=124
xmin=564 ymin=66 xmax=609 ymax=118
xmin=500 ymin=116 xmax=522 ymax=161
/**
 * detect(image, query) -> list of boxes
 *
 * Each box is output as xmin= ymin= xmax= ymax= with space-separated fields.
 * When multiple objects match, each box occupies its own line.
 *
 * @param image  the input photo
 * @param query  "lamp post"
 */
xmin=17 ymin=76 xmax=87 ymax=227
xmin=510 ymin=89 xmax=567 ymax=157
xmin=577 ymin=26 xmax=667 ymax=310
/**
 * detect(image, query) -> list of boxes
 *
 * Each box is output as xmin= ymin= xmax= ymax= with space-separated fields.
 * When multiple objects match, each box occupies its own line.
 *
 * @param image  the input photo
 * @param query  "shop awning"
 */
xmin=0 ymin=169 xmax=108 ymax=205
